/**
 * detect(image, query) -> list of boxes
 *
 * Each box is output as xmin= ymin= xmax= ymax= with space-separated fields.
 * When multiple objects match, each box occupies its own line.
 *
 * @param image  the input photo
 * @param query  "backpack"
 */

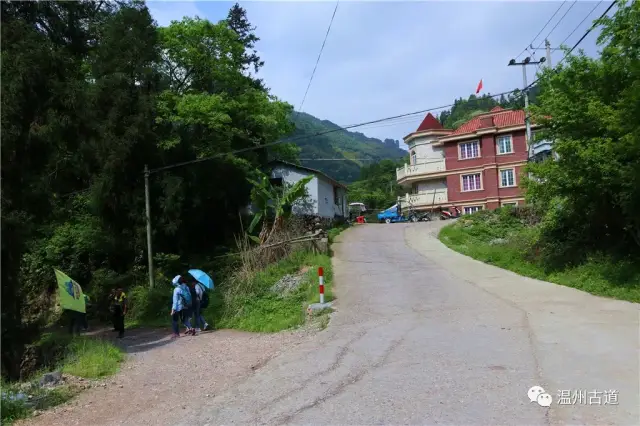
xmin=199 ymin=284 xmax=210 ymax=309
xmin=179 ymin=285 xmax=192 ymax=309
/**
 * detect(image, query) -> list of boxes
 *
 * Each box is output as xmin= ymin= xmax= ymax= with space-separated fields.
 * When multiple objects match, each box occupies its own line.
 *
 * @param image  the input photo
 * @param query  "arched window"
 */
xmin=410 ymin=151 xmax=417 ymax=165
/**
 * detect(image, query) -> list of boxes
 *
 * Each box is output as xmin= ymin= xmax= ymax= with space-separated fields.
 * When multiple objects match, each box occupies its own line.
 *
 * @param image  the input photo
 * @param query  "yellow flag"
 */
xmin=54 ymin=269 xmax=86 ymax=313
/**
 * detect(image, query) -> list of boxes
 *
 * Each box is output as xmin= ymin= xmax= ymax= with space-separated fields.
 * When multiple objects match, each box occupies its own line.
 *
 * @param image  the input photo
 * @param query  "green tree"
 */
xmin=247 ymin=173 xmax=314 ymax=244
xmin=226 ymin=2 xmax=264 ymax=74
xmin=525 ymin=0 xmax=640 ymax=263
xmin=347 ymin=159 xmax=405 ymax=210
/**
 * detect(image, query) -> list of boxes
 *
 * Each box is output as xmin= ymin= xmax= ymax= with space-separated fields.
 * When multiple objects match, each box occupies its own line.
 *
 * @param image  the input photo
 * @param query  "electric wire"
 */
xmin=66 ymin=0 xmax=621 ymax=191
xmin=148 ymin=87 xmax=527 ymax=174
xmin=515 ymin=1 xmax=567 ymax=59
xmin=534 ymin=0 xmax=578 ymax=49
xmin=524 ymin=0 xmax=618 ymax=90
xmin=559 ymin=0 xmax=604 ymax=47
xmin=297 ymin=1 xmax=339 ymax=112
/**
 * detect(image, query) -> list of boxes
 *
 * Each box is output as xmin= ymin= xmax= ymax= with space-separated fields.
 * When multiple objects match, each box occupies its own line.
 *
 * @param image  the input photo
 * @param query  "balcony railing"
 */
xmin=399 ymin=189 xmax=448 ymax=208
xmin=396 ymin=159 xmax=446 ymax=181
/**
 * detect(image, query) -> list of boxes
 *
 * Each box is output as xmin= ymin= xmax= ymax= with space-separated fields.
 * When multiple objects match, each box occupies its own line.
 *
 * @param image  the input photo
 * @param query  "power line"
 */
xmin=534 ymin=0 xmax=578 ymax=49
xmin=560 ymin=0 xmax=604 ymax=46
xmin=148 ymin=87 xmax=526 ymax=174
xmin=516 ymin=1 xmax=567 ymax=59
xmin=525 ymin=0 xmax=618 ymax=90
xmin=149 ymin=1 xmax=618 ymax=177
xmin=297 ymin=1 xmax=339 ymax=112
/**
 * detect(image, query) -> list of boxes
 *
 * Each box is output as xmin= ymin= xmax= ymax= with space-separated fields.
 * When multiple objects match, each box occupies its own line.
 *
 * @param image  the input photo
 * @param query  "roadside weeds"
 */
xmin=439 ymin=215 xmax=640 ymax=303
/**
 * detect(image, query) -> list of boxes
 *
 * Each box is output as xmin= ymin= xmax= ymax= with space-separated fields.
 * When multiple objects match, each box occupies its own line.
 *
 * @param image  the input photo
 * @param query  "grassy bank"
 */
xmin=1 ymin=335 xmax=124 ymax=424
xmin=439 ymin=209 xmax=640 ymax=303
xmin=212 ymin=250 xmax=333 ymax=332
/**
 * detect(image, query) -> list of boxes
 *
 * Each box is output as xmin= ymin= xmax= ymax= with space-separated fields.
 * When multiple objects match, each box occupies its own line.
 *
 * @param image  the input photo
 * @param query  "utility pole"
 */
xmin=144 ymin=164 xmax=155 ymax=288
xmin=508 ymin=56 xmax=546 ymax=159
xmin=544 ymin=39 xmax=553 ymax=68
xmin=529 ymin=40 xmax=560 ymax=69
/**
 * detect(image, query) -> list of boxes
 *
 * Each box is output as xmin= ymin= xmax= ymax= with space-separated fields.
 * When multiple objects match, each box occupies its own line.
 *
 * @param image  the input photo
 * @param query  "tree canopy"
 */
xmin=525 ymin=0 xmax=640 ymax=264
xmin=0 ymin=0 xmax=297 ymax=380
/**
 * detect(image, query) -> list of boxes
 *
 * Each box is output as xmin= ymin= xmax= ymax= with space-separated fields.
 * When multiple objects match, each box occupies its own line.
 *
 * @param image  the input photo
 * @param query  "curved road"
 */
xmin=184 ymin=222 xmax=638 ymax=425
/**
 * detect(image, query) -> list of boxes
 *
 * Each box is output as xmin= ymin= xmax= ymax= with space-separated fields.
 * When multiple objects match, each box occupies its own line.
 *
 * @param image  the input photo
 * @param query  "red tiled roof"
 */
xmin=490 ymin=106 xmax=504 ymax=112
xmin=449 ymin=109 xmax=525 ymax=136
xmin=416 ymin=113 xmax=444 ymax=132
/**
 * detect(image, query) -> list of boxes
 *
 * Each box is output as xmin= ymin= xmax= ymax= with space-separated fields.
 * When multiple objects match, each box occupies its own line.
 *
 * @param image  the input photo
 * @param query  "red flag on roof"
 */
xmin=475 ymin=79 xmax=483 ymax=94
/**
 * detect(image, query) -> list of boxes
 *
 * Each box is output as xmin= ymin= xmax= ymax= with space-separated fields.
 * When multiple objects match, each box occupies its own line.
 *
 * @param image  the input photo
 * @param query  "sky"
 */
xmin=147 ymin=0 xmax=610 ymax=148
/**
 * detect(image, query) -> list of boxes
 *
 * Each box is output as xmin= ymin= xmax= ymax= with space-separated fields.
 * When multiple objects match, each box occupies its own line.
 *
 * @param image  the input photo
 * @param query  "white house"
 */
xmin=268 ymin=160 xmax=348 ymax=219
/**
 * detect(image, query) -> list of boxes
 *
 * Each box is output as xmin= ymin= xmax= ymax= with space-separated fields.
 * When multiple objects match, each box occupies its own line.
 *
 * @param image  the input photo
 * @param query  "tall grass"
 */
xmin=212 ymin=250 xmax=333 ymax=332
xmin=439 ymin=208 xmax=640 ymax=302
xmin=61 ymin=337 xmax=124 ymax=378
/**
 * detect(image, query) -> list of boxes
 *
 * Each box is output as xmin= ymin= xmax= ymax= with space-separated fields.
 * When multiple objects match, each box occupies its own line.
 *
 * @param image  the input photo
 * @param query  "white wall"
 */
xmin=415 ymin=178 xmax=447 ymax=193
xmin=270 ymin=165 xmax=319 ymax=215
xmin=333 ymin=187 xmax=348 ymax=217
xmin=407 ymin=135 xmax=445 ymax=163
xmin=316 ymin=176 xmax=337 ymax=218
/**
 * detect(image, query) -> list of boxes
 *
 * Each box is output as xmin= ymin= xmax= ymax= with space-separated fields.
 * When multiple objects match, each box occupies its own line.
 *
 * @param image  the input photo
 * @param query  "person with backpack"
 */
xmin=171 ymin=275 xmax=194 ymax=338
xmin=192 ymin=280 xmax=210 ymax=332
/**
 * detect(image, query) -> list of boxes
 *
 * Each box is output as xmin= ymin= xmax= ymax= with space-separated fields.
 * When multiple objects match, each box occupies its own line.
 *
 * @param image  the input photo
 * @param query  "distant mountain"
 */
xmin=288 ymin=112 xmax=407 ymax=183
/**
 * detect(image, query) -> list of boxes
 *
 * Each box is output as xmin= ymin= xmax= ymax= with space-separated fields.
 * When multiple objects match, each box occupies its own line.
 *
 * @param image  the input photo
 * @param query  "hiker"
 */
xmin=171 ymin=275 xmax=194 ymax=337
xmin=82 ymin=293 xmax=91 ymax=331
xmin=110 ymin=287 xmax=127 ymax=338
xmin=67 ymin=309 xmax=83 ymax=335
xmin=192 ymin=279 xmax=210 ymax=332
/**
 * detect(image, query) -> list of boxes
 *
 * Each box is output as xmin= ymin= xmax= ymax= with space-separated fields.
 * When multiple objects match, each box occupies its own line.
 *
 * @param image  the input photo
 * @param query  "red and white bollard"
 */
xmin=318 ymin=267 xmax=325 ymax=304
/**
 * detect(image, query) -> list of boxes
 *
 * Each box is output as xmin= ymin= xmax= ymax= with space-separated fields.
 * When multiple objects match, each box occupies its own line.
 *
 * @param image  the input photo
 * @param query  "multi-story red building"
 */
xmin=397 ymin=106 xmax=542 ymax=214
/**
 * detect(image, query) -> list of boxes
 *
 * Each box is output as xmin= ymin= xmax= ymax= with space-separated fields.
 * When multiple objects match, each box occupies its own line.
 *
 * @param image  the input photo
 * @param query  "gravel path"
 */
xmin=21 ymin=327 xmax=316 ymax=426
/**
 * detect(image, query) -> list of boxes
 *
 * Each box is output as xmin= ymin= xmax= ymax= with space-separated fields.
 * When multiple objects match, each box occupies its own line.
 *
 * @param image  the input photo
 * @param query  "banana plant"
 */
xmin=247 ymin=172 xmax=313 ymax=245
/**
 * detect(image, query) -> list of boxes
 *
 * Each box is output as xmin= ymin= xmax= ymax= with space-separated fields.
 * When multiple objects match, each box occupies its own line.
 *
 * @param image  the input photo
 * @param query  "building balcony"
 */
xmin=399 ymin=189 xmax=448 ymax=209
xmin=396 ymin=159 xmax=446 ymax=183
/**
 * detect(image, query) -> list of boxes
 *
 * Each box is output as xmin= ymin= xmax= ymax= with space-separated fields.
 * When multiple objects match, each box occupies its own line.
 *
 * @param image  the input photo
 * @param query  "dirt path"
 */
xmin=20 ymin=326 xmax=316 ymax=426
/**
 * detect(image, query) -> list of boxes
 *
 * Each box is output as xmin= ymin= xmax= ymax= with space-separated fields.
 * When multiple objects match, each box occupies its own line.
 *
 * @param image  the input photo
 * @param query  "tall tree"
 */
xmin=525 ymin=0 xmax=640 ymax=262
xmin=226 ymin=3 xmax=264 ymax=74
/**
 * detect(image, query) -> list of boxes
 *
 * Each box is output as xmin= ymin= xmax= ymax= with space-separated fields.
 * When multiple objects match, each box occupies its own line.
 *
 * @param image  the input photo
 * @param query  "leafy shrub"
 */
xmin=127 ymin=284 xmax=173 ymax=326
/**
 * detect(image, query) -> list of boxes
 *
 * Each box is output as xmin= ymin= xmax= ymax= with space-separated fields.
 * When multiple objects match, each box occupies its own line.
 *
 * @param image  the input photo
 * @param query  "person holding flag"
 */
xmin=110 ymin=288 xmax=128 ymax=338
xmin=53 ymin=269 xmax=86 ymax=336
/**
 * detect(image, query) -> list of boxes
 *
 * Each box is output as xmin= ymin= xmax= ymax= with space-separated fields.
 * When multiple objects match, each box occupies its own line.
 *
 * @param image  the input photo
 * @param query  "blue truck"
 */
xmin=377 ymin=204 xmax=409 ymax=224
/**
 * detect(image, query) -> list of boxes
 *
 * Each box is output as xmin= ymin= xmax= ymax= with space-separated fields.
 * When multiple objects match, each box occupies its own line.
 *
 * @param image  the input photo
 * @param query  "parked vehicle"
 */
xmin=377 ymin=204 xmax=430 ymax=224
xmin=377 ymin=204 xmax=408 ymax=224
xmin=440 ymin=206 xmax=461 ymax=220
xmin=348 ymin=202 xmax=368 ymax=214
xmin=414 ymin=211 xmax=432 ymax=222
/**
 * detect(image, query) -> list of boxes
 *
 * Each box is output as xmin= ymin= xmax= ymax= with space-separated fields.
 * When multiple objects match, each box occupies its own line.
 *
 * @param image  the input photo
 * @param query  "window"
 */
xmin=410 ymin=151 xmax=417 ymax=165
xmin=334 ymin=187 xmax=342 ymax=205
xmin=499 ymin=168 xmax=516 ymax=187
xmin=463 ymin=206 xmax=482 ymax=214
xmin=502 ymin=202 xmax=517 ymax=207
xmin=459 ymin=141 xmax=480 ymax=159
xmin=497 ymin=135 xmax=513 ymax=154
xmin=461 ymin=173 xmax=482 ymax=191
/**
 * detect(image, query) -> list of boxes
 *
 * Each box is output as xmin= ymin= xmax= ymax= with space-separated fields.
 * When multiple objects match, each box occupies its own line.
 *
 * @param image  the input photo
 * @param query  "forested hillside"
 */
xmin=437 ymin=87 xmax=539 ymax=129
xmin=289 ymin=112 xmax=406 ymax=183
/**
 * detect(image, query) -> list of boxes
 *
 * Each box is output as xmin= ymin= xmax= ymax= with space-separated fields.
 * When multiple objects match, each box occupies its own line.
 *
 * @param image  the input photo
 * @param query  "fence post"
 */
xmin=318 ymin=267 xmax=325 ymax=304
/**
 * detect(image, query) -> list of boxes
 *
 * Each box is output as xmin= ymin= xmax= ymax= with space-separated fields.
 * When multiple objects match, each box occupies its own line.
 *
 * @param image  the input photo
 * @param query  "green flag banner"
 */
xmin=54 ymin=269 xmax=86 ymax=313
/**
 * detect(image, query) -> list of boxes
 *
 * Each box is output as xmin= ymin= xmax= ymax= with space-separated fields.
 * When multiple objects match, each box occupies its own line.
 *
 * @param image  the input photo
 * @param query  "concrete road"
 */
xmin=185 ymin=222 xmax=639 ymax=425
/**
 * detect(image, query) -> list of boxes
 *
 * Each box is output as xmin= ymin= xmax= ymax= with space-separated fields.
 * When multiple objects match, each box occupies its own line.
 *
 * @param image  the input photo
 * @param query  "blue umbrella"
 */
xmin=188 ymin=269 xmax=214 ymax=289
